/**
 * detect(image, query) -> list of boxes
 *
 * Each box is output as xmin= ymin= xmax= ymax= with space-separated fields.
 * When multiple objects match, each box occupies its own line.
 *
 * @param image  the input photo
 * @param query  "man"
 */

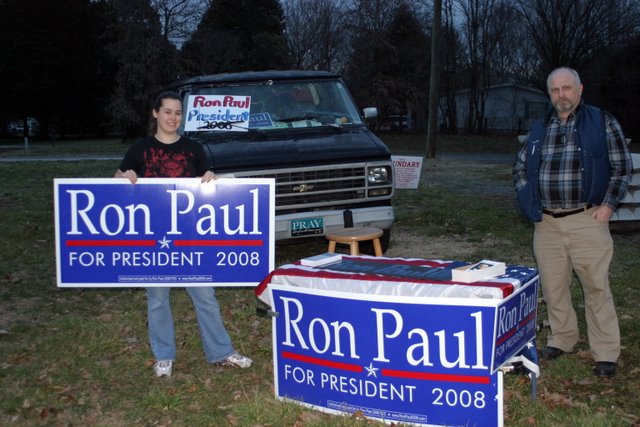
xmin=513 ymin=67 xmax=633 ymax=377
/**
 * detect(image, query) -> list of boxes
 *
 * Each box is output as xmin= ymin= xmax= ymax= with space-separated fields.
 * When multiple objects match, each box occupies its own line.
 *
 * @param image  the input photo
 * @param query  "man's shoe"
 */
xmin=594 ymin=362 xmax=616 ymax=377
xmin=540 ymin=346 xmax=566 ymax=359
xmin=216 ymin=352 xmax=253 ymax=369
xmin=153 ymin=360 xmax=173 ymax=377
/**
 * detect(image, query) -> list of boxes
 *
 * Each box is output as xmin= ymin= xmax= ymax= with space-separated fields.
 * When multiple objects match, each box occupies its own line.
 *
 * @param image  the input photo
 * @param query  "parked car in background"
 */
xmin=165 ymin=70 xmax=395 ymax=252
xmin=380 ymin=115 xmax=410 ymax=132
xmin=6 ymin=117 xmax=40 ymax=137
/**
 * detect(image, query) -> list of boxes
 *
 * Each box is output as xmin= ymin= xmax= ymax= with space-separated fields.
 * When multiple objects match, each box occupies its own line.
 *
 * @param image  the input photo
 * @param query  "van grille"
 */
xmin=232 ymin=164 xmax=389 ymax=212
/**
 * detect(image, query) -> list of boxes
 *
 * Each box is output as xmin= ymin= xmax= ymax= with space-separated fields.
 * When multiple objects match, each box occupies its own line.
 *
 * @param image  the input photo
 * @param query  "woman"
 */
xmin=115 ymin=91 xmax=252 ymax=377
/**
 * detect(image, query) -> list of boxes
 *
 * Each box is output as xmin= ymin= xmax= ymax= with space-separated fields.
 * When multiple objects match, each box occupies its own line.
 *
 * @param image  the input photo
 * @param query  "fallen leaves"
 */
xmin=540 ymin=387 xmax=589 ymax=409
xmin=39 ymin=406 xmax=58 ymax=420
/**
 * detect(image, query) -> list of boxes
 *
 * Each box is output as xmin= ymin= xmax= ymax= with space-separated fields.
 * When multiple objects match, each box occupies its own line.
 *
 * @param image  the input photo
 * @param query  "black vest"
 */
xmin=516 ymin=104 xmax=609 ymax=222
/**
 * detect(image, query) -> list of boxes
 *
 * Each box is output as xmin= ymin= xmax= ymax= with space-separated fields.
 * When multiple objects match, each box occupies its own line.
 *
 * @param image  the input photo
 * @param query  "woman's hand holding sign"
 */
xmin=115 ymin=169 xmax=138 ymax=184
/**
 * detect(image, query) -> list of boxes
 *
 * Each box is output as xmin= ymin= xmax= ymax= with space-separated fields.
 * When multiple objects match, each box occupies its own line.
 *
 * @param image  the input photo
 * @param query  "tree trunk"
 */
xmin=426 ymin=0 xmax=442 ymax=159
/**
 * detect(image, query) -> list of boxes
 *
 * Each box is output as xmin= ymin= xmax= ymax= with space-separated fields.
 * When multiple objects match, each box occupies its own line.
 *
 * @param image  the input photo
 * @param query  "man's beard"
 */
xmin=554 ymin=99 xmax=576 ymax=113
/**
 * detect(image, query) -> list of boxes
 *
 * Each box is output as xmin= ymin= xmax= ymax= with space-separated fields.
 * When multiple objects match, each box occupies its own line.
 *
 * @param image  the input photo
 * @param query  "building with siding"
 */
xmin=442 ymin=84 xmax=549 ymax=135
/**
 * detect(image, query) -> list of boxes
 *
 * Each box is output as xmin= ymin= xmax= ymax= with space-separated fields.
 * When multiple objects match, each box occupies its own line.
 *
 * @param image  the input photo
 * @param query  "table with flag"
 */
xmin=257 ymin=255 xmax=540 ymax=427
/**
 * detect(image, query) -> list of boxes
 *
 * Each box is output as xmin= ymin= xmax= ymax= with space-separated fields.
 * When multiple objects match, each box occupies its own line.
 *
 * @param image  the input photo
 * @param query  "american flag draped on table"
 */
xmin=255 ymin=255 xmax=538 ymax=307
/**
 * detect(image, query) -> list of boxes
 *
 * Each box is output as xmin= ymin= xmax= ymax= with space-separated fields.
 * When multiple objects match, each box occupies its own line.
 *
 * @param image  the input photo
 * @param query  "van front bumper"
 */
xmin=275 ymin=206 xmax=395 ymax=241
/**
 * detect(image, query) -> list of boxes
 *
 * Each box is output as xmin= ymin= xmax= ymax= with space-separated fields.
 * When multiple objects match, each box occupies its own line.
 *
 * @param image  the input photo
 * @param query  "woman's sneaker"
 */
xmin=217 ymin=352 xmax=252 ymax=368
xmin=153 ymin=360 xmax=173 ymax=377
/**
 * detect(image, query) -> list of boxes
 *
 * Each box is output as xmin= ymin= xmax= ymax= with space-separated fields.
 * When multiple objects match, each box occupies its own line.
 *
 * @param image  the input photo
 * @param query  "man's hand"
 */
xmin=591 ymin=205 xmax=613 ymax=223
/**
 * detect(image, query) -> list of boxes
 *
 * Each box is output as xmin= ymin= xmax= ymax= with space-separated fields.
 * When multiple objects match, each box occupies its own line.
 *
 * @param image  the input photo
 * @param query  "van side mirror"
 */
xmin=363 ymin=107 xmax=378 ymax=120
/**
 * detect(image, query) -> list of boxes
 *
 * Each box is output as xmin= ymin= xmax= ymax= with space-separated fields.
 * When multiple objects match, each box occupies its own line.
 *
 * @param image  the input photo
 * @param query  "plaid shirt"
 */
xmin=514 ymin=105 xmax=632 ymax=210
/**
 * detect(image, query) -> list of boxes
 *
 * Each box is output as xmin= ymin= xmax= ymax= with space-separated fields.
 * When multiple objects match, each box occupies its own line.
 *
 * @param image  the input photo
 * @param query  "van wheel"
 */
xmin=359 ymin=228 xmax=391 ymax=255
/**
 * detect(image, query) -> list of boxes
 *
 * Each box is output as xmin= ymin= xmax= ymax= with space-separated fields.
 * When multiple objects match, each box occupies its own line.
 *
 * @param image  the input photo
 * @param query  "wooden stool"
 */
xmin=326 ymin=227 xmax=383 ymax=256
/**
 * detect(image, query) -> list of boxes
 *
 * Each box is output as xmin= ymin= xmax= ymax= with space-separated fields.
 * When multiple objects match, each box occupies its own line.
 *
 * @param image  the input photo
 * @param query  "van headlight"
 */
xmin=367 ymin=166 xmax=391 ymax=184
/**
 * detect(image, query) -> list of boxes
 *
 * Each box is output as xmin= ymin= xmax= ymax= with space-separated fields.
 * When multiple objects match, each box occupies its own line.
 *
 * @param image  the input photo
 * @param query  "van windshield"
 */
xmin=182 ymin=80 xmax=363 ymax=133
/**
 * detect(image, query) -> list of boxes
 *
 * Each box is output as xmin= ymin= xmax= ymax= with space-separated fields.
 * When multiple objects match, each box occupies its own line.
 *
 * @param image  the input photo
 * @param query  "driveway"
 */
xmin=0 ymin=155 xmax=121 ymax=162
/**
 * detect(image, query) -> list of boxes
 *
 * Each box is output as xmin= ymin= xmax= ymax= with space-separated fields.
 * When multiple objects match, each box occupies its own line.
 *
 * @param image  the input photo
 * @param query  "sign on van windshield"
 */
xmin=185 ymin=95 xmax=251 ymax=132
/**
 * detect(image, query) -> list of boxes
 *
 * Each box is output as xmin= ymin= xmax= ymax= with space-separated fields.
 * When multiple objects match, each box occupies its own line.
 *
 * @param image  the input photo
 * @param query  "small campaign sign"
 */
xmin=392 ymin=155 xmax=423 ymax=189
xmin=492 ymin=274 xmax=538 ymax=369
xmin=269 ymin=285 xmax=513 ymax=426
xmin=184 ymin=94 xmax=251 ymax=132
xmin=54 ymin=178 xmax=274 ymax=287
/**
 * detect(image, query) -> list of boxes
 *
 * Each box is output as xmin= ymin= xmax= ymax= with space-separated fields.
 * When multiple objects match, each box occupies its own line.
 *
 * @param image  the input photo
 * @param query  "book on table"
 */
xmin=451 ymin=260 xmax=506 ymax=283
xmin=300 ymin=253 xmax=343 ymax=267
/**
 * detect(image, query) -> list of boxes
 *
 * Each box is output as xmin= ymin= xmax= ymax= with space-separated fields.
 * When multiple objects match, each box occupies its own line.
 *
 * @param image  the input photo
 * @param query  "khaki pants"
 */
xmin=534 ymin=208 xmax=620 ymax=362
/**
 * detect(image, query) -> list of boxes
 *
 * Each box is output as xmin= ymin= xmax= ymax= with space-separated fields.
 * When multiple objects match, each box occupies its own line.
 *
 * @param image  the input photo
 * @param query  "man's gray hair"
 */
xmin=547 ymin=67 xmax=581 ymax=90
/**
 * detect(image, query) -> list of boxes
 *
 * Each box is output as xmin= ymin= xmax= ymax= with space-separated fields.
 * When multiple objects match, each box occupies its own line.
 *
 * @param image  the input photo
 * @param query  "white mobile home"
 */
xmin=442 ymin=84 xmax=549 ymax=135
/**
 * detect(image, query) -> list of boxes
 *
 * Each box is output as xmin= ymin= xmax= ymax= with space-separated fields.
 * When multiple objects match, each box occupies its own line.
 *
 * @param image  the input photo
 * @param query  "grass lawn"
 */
xmin=1 ymin=133 xmax=639 ymax=426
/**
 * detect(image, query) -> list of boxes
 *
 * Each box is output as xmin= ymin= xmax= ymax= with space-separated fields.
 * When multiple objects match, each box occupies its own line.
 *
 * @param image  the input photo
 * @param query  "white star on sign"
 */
xmin=158 ymin=236 xmax=172 ymax=249
xmin=364 ymin=362 xmax=379 ymax=378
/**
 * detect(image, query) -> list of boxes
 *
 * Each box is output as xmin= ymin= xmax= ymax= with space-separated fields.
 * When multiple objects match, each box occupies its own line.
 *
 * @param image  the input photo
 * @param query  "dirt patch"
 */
xmin=385 ymin=230 xmax=506 ymax=261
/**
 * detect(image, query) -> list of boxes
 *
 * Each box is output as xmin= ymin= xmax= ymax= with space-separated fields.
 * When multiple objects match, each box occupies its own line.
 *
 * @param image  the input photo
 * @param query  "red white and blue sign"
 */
xmin=54 ymin=178 xmax=274 ymax=287
xmin=268 ymin=275 xmax=538 ymax=426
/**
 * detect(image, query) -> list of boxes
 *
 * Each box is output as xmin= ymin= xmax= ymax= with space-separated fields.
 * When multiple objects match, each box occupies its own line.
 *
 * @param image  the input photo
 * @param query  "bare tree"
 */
xmin=342 ymin=0 xmax=403 ymax=108
xmin=426 ymin=0 xmax=442 ymax=158
xmin=438 ymin=0 xmax=463 ymax=134
xmin=514 ymin=0 xmax=640 ymax=79
xmin=151 ymin=0 xmax=209 ymax=46
xmin=282 ymin=0 xmax=350 ymax=72
xmin=347 ymin=0 xmax=404 ymax=35
xmin=457 ymin=0 xmax=511 ymax=133
xmin=495 ymin=25 xmax=540 ymax=87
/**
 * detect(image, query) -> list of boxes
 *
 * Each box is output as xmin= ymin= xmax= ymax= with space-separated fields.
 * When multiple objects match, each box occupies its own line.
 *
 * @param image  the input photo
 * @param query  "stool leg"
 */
xmin=350 ymin=242 xmax=359 ymax=255
xmin=328 ymin=241 xmax=337 ymax=253
xmin=373 ymin=238 xmax=383 ymax=256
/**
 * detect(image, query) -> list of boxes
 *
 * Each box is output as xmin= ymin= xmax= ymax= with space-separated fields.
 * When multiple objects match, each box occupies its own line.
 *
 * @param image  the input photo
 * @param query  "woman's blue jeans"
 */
xmin=146 ymin=287 xmax=235 ymax=363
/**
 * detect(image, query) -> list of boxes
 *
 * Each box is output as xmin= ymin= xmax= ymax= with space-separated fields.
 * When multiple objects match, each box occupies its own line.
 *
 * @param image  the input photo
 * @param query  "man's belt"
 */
xmin=543 ymin=204 xmax=593 ymax=218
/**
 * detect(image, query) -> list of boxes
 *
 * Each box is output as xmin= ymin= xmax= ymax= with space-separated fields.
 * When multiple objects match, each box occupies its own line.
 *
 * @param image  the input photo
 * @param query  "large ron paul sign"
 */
xmin=268 ymin=275 xmax=538 ymax=426
xmin=54 ymin=178 xmax=274 ymax=287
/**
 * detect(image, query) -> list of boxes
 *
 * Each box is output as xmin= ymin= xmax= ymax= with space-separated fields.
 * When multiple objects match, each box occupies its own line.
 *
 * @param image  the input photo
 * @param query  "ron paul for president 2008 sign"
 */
xmin=54 ymin=178 xmax=274 ymax=287
xmin=268 ymin=279 xmax=537 ymax=426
